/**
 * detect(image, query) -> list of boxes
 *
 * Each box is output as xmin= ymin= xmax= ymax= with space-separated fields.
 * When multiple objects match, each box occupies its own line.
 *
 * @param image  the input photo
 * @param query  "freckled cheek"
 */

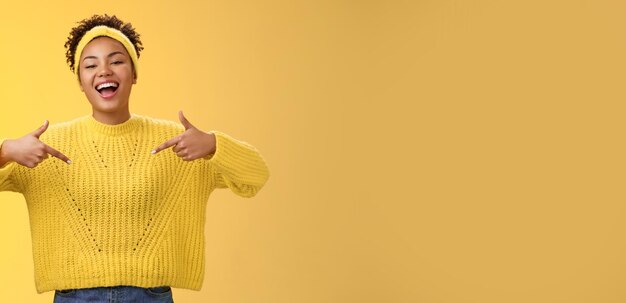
xmin=78 ymin=72 xmax=94 ymax=89
xmin=118 ymin=67 xmax=133 ymax=80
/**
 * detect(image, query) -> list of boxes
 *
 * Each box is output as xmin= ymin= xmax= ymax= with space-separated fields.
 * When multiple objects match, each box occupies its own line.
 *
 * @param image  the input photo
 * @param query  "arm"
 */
xmin=0 ymin=121 xmax=71 ymax=169
xmin=0 ymin=121 xmax=71 ymax=193
xmin=208 ymin=131 xmax=270 ymax=197
xmin=151 ymin=111 xmax=269 ymax=197
xmin=0 ymin=139 xmax=19 ymax=192
xmin=0 ymin=139 xmax=10 ymax=168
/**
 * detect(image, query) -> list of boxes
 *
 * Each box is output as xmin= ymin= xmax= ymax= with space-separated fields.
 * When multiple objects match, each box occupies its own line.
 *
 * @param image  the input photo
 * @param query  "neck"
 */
xmin=92 ymin=110 xmax=132 ymax=125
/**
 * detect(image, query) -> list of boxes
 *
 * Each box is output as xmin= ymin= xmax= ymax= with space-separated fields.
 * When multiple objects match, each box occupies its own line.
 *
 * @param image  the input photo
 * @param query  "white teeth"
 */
xmin=96 ymin=82 xmax=119 ymax=90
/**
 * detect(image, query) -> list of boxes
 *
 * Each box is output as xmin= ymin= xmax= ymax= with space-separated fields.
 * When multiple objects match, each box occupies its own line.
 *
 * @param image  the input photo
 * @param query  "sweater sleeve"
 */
xmin=207 ymin=131 xmax=269 ymax=198
xmin=0 ymin=139 xmax=20 ymax=193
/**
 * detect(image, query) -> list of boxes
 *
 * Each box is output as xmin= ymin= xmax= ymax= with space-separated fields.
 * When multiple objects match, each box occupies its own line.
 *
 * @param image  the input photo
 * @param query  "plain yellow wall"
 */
xmin=2 ymin=0 xmax=626 ymax=302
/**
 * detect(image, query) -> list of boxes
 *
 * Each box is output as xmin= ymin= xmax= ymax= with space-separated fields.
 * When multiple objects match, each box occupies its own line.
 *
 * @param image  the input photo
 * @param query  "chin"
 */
xmin=89 ymin=103 xmax=125 ymax=114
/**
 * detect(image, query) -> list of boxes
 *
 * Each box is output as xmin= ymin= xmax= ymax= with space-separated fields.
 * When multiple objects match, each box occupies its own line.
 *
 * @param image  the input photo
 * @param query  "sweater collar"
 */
xmin=84 ymin=114 xmax=143 ymax=136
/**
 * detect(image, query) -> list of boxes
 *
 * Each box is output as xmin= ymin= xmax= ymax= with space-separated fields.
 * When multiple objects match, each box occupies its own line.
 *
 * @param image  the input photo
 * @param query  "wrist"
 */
xmin=208 ymin=132 xmax=217 ymax=155
xmin=0 ymin=139 xmax=13 ymax=167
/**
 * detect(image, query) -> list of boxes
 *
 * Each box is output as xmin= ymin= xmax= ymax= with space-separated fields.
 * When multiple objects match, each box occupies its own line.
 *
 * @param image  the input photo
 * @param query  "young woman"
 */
xmin=0 ymin=15 xmax=269 ymax=303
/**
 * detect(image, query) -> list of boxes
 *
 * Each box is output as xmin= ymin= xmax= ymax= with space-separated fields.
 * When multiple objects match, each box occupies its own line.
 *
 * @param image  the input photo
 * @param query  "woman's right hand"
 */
xmin=0 ymin=120 xmax=71 ymax=168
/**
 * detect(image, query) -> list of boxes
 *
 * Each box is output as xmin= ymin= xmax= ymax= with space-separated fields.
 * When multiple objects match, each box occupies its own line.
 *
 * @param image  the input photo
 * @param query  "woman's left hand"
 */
xmin=151 ymin=111 xmax=216 ymax=161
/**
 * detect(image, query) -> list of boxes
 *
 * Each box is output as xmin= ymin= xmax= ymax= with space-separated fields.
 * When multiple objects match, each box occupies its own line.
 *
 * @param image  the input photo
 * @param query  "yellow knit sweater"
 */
xmin=0 ymin=114 xmax=269 ymax=293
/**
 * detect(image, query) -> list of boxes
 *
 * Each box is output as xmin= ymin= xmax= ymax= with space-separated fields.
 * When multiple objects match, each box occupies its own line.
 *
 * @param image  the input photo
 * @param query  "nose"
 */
xmin=97 ymin=65 xmax=112 ymax=77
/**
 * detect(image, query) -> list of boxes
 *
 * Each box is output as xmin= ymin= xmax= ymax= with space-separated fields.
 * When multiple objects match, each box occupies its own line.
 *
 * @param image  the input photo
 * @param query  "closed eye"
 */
xmin=85 ymin=65 xmax=96 ymax=69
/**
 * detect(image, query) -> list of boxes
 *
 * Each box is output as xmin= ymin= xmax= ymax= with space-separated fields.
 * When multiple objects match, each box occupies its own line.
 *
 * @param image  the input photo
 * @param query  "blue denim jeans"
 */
xmin=53 ymin=285 xmax=174 ymax=303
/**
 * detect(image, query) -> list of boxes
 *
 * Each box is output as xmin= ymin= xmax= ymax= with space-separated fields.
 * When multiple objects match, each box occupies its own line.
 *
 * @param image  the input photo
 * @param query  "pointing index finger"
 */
xmin=152 ymin=136 xmax=181 ymax=155
xmin=44 ymin=144 xmax=71 ymax=164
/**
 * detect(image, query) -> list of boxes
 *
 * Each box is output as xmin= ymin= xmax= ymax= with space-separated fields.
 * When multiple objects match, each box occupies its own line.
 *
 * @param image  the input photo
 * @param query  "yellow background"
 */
xmin=1 ymin=0 xmax=626 ymax=302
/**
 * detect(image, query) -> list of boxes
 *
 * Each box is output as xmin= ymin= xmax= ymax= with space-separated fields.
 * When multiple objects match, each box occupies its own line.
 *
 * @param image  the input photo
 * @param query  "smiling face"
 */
xmin=78 ymin=36 xmax=136 ymax=124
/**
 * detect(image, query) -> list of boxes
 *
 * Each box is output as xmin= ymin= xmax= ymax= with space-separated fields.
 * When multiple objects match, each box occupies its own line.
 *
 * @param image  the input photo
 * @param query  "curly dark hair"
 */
xmin=64 ymin=14 xmax=144 ymax=73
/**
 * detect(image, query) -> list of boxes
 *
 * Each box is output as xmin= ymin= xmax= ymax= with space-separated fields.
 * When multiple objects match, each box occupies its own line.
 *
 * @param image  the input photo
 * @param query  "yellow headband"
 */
xmin=74 ymin=25 xmax=139 ymax=78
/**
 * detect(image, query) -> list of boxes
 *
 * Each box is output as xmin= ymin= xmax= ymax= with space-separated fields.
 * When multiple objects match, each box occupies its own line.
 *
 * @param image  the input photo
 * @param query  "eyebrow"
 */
xmin=82 ymin=51 xmax=125 ymax=62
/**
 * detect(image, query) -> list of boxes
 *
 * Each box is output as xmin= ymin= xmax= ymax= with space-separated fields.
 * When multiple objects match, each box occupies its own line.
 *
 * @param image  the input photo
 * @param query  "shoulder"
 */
xmin=133 ymin=114 xmax=185 ymax=142
xmin=135 ymin=114 xmax=184 ymax=133
xmin=47 ymin=116 xmax=85 ymax=132
xmin=40 ymin=116 xmax=85 ymax=141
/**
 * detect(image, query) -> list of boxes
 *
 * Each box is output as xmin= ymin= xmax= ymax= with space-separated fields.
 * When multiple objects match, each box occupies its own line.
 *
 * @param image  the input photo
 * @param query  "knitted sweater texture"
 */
xmin=0 ymin=114 xmax=269 ymax=293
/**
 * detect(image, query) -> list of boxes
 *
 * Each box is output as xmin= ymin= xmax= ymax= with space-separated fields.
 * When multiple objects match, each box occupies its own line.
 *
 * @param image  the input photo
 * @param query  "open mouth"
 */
xmin=95 ymin=81 xmax=119 ymax=98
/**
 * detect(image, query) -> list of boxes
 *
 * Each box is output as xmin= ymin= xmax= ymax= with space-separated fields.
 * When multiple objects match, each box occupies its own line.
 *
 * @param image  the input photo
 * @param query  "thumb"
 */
xmin=31 ymin=120 xmax=49 ymax=138
xmin=179 ymin=110 xmax=195 ymax=130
